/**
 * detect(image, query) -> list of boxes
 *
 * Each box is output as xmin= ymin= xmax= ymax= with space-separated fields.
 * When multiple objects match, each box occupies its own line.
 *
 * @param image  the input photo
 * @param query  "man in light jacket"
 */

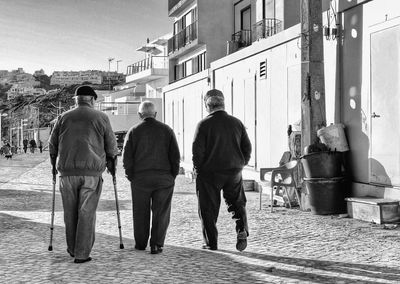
xmin=49 ymin=85 xmax=118 ymax=263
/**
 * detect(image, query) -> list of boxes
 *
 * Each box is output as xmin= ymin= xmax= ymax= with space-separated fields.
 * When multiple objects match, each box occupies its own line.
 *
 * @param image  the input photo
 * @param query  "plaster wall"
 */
xmin=163 ymin=71 xmax=209 ymax=163
xmin=340 ymin=0 xmax=400 ymax=198
xmin=198 ymin=0 xmax=234 ymax=66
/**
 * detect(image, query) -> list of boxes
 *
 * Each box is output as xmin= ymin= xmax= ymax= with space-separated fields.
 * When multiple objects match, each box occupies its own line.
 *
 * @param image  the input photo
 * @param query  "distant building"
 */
xmin=102 ymin=71 xmax=126 ymax=87
xmin=12 ymin=68 xmax=25 ymax=74
xmin=6 ymin=83 xmax=45 ymax=100
xmin=33 ymin=69 xmax=46 ymax=77
xmin=0 ymin=70 xmax=9 ymax=78
xmin=50 ymin=70 xmax=125 ymax=86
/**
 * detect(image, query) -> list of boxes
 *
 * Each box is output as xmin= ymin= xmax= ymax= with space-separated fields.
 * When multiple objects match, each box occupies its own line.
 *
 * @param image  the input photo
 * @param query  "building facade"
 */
xmin=163 ymin=0 xmax=400 ymax=200
xmin=50 ymin=70 xmax=124 ymax=86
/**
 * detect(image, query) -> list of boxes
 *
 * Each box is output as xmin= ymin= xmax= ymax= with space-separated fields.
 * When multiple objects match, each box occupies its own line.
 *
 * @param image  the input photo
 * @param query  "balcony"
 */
xmin=125 ymin=56 xmax=169 ymax=84
xmin=168 ymin=0 xmax=195 ymax=17
xmin=252 ymin=18 xmax=283 ymax=41
xmin=168 ymin=21 xmax=198 ymax=56
xmin=226 ymin=30 xmax=252 ymax=55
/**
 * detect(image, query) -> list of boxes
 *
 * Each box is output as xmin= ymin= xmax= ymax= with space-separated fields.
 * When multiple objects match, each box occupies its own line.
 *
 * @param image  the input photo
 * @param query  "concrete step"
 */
xmin=345 ymin=197 xmax=400 ymax=224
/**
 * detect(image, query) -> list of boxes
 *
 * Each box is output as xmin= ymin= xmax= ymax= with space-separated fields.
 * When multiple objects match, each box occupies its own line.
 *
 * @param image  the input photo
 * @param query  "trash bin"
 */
xmin=304 ymin=177 xmax=347 ymax=215
xmin=301 ymin=151 xmax=343 ymax=178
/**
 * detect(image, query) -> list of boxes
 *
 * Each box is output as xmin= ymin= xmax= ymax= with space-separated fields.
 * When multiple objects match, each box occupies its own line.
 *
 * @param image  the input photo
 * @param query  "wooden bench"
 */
xmin=345 ymin=197 xmax=400 ymax=224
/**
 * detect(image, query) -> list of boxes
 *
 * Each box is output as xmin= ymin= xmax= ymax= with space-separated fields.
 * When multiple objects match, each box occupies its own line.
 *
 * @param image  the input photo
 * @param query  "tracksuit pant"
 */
xmin=130 ymin=174 xmax=175 ymax=249
xmin=196 ymin=171 xmax=248 ymax=249
xmin=59 ymin=176 xmax=103 ymax=259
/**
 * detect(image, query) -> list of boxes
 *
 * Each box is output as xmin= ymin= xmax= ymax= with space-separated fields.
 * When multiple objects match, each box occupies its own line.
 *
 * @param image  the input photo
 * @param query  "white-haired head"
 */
xmin=138 ymin=101 xmax=157 ymax=119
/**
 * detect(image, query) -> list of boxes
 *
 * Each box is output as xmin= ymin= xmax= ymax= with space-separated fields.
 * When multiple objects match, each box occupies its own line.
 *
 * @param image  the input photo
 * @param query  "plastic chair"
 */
xmin=259 ymin=160 xmax=300 ymax=211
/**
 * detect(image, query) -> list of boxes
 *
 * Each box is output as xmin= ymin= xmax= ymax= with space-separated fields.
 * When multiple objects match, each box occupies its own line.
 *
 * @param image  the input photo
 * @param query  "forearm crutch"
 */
xmin=48 ymin=174 xmax=56 ymax=251
xmin=112 ymin=175 xmax=124 ymax=249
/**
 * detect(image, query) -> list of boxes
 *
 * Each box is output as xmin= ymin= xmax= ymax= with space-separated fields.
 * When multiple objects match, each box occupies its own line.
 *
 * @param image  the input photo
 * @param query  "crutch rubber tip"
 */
xmin=120 ymin=244 xmax=124 ymax=249
xmin=48 ymin=246 xmax=53 ymax=251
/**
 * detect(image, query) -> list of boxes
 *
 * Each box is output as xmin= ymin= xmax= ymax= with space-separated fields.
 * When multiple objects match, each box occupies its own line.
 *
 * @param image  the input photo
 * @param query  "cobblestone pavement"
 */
xmin=0 ymin=152 xmax=400 ymax=283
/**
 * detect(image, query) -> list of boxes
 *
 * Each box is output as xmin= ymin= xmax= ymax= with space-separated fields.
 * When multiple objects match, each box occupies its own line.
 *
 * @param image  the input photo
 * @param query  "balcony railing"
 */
xmin=168 ymin=21 xmax=198 ymax=54
xmin=231 ymin=30 xmax=252 ymax=48
xmin=253 ymin=18 xmax=282 ymax=41
xmin=95 ymin=102 xmax=140 ymax=115
xmin=126 ymin=56 xmax=168 ymax=76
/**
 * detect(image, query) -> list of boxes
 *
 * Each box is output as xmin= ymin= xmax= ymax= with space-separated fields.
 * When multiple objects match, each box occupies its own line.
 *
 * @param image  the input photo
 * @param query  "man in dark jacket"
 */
xmin=49 ymin=85 xmax=118 ymax=263
xmin=123 ymin=101 xmax=180 ymax=254
xmin=192 ymin=89 xmax=252 ymax=252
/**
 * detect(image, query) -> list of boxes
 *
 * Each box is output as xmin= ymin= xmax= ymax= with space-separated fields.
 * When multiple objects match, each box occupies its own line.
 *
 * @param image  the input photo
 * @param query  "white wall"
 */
xmin=164 ymin=73 xmax=209 ymax=164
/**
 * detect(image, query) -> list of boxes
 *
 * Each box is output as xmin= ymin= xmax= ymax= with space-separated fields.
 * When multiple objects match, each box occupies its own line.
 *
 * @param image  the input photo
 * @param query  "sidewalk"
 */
xmin=0 ymin=153 xmax=399 ymax=283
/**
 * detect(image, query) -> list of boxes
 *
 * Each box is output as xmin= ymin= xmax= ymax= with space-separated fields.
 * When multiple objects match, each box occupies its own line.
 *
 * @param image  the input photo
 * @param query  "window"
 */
xmin=241 ymin=6 xmax=251 ymax=31
xmin=185 ymin=60 xmax=192 ymax=76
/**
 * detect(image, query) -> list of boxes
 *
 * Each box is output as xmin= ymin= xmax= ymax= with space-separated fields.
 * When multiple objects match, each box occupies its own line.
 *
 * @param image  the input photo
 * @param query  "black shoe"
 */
xmin=135 ymin=245 xmax=146 ymax=251
xmin=202 ymin=244 xmax=217 ymax=251
xmin=150 ymin=245 xmax=163 ymax=254
xmin=74 ymin=257 xmax=92 ymax=263
xmin=67 ymin=249 xmax=74 ymax=258
xmin=236 ymin=230 xmax=248 ymax=252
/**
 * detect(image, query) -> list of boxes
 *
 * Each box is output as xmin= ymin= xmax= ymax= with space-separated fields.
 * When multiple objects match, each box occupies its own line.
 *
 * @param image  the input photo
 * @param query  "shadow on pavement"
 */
xmin=221 ymin=250 xmax=400 ymax=283
xmin=1 ymin=212 xmax=397 ymax=283
xmin=0 ymin=188 xmax=132 ymax=212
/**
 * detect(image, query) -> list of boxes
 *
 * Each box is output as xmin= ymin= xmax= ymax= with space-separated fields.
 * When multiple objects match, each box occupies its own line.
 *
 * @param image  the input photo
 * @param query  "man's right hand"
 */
xmin=50 ymin=155 xmax=58 ymax=176
xmin=106 ymin=156 xmax=117 ymax=176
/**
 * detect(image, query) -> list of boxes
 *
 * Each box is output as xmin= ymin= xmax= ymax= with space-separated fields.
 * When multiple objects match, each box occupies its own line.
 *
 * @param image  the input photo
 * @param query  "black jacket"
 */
xmin=123 ymin=117 xmax=180 ymax=180
xmin=192 ymin=110 xmax=252 ymax=174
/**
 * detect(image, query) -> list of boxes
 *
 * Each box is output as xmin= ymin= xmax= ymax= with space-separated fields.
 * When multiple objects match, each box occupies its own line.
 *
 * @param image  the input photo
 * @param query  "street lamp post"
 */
xmin=116 ymin=60 xmax=122 ymax=73
xmin=108 ymin=57 xmax=114 ymax=91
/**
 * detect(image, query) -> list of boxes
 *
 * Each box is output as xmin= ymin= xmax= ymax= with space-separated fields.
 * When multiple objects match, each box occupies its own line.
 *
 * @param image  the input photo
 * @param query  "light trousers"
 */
xmin=60 ymin=176 xmax=103 ymax=259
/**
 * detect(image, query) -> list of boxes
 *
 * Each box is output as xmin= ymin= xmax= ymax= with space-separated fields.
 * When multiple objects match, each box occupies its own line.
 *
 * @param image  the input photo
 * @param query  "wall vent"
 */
xmin=259 ymin=60 xmax=267 ymax=79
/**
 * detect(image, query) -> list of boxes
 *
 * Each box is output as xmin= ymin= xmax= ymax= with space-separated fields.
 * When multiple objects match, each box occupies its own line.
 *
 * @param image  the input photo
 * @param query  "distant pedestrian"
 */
xmin=29 ymin=139 xmax=36 ymax=153
xmin=23 ymin=138 xmax=28 ymax=153
xmin=192 ymin=89 xmax=252 ymax=252
xmin=49 ymin=85 xmax=118 ymax=263
xmin=123 ymin=101 xmax=180 ymax=254
xmin=4 ymin=142 xmax=12 ymax=159
xmin=38 ymin=140 xmax=43 ymax=153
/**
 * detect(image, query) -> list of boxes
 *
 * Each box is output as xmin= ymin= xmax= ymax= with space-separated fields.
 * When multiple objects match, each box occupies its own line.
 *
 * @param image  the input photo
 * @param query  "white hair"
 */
xmin=138 ymin=101 xmax=156 ymax=118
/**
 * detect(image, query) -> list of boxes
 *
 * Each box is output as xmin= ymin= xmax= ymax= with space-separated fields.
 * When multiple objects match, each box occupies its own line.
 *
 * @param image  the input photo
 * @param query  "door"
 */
xmin=370 ymin=20 xmax=400 ymax=186
xmin=244 ymin=76 xmax=256 ymax=167
xmin=173 ymin=97 xmax=185 ymax=161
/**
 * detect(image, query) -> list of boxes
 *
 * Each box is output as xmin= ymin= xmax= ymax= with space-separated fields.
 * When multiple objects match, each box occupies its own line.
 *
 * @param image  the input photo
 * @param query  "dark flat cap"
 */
xmin=204 ymin=89 xmax=224 ymax=102
xmin=75 ymin=85 xmax=97 ymax=100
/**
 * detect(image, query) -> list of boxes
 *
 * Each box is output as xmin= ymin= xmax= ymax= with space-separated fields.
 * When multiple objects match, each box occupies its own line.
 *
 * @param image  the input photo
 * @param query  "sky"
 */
xmin=0 ymin=0 xmax=172 ymax=75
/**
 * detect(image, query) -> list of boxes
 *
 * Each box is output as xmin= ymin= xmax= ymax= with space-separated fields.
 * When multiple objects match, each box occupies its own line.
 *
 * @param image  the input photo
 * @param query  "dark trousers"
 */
xmin=130 ymin=174 xmax=174 ymax=248
xmin=196 ymin=172 xmax=248 ymax=249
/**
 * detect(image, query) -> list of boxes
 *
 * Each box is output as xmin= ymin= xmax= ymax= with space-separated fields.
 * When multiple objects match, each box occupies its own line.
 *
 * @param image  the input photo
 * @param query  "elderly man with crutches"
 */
xmin=48 ymin=85 xmax=119 ymax=263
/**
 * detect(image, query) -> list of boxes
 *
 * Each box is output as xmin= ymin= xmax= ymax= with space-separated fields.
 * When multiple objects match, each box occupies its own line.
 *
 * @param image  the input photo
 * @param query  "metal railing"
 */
xmin=95 ymin=102 xmax=140 ymax=115
xmin=126 ymin=56 xmax=168 ymax=76
xmin=231 ymin=30 xmax=252 ymax=48
xmin=168 ymin=21 xmax=198 ymax=54
xmin=253 ymin=18 xmax=282 ymax=41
